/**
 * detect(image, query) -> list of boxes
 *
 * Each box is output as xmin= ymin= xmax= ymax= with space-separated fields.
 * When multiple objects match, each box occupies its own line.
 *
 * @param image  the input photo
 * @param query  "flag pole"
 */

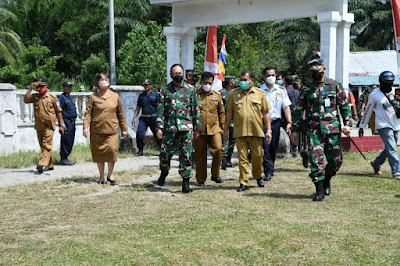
xmin=109 ymin=0 xmax=116 ymax=85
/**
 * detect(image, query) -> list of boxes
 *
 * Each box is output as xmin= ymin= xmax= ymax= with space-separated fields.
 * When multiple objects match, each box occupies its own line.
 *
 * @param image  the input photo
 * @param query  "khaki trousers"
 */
xmin=236 ymin=136 xmax=263 ymax=186
xmin=194 ymin=134 xmax=223 ymax=182
xmin=36 ymin=126 xmax=55 ymax=168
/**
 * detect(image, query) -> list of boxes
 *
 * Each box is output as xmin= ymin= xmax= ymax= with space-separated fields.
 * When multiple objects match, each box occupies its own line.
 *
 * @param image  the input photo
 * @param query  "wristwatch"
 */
xmin=60 ymin=124 xmax=66 ymax=128
xmin=267 ymin=130 xmax=272 ymax=133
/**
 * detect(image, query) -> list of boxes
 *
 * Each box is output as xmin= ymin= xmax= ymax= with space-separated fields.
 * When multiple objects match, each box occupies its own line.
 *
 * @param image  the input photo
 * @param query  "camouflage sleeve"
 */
xmin=191 ymin=89 xmax=202 ymax=131
xmin=156 ymin=87 xmax=165 ymax=131
xmin=292 ymin=89 xmax=306 ymax=132
xmin=336 ymin=83 xmax=352 ymax=127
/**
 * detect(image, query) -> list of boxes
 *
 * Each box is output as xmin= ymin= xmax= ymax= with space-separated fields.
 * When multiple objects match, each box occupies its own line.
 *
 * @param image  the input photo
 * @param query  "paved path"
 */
xmin=0 ymin=156 xmax=176 ymax=188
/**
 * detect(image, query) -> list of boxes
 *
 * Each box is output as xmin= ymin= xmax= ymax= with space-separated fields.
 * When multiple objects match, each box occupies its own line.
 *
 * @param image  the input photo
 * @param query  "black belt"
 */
xmin=271 ymin=119 xmax=281 ymax=125
xmin=142 ymin=114 xmax=157 ymax=118
xmin=64 ymin=117 xmax=76 ymax=121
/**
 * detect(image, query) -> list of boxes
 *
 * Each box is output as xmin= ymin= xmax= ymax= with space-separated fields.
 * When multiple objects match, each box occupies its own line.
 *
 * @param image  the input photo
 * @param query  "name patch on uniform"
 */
xmin=276 ymin=93 xmax=282 ymax=97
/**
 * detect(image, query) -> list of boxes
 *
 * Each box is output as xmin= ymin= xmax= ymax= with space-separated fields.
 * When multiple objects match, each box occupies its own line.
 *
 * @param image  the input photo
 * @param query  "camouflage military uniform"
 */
xmin=220 ymin=87 xmax=235 ymax=160
xmin=157 ymin=81 xmax=201 ymax=179
xmin=292 ymin=78 xmax=352 ymax=182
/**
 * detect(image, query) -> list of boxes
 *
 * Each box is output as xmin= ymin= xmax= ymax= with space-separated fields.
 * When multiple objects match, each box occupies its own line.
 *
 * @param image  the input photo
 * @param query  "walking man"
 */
xmin=24 ymin=77 xmax=65 ymax=173
xmin=132 ymin=79 xmax=161 ymax=156
xmin=359 ymin=71 xmax=400 ymax=179
xmin=260 ymin=66 xmax=292 ymax=181
xmin=194 ymin=72 xmax=225 ymax=187
xmin=291 ymin=59 xmax=352 ymax=201
xmin=224 ymin=70 xmax=272 ymax=192
xmin=156 ymin=64 xmax=201 ymax=193
xmin=221 ymin=76 xmax=236 ymax=169
xmin=58 ymin=81 xmax=77 ymax=165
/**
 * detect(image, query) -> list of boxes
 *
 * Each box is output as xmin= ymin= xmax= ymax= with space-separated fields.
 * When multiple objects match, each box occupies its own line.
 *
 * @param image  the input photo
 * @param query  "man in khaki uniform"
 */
xmin=24 ymin=77 xmax=65 ymax=173
xmin=224 ymin=70 xmax=272 ymax=192
xmin=194 ymin=71 xmax=225 ymax=187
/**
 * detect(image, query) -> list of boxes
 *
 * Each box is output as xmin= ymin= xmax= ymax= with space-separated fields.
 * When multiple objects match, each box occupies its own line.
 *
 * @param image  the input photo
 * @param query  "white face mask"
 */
xmin=202 ymin=84 xmax=212 ymax=92
xmin=99 ymin=80 xmax=110 ymax=88
xmin=266 ymin=76 xmax=276 ymax=85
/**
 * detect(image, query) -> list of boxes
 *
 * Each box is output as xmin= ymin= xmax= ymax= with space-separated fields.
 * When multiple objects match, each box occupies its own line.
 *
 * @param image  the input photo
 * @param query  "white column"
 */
xmin=164 ymin=26 xmax=184 ymax=82
xmin=317 ymin=11 xmax=341 ymax=80
xmin=336 ymin=13 xmax=354 ymax=89
xmin=181 ymin=28 xmax=197 ymax=73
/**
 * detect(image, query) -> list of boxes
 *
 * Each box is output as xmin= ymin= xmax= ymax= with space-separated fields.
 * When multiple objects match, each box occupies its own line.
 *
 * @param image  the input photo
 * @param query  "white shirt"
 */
xmin=359 ymin=89 xmax=400 ymax=131
xmin=260 ymin=83 xmax=291 ymax=121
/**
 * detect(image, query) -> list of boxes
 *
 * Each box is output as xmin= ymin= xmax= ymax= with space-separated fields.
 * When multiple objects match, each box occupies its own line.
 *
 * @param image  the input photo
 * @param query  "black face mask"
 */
xmin=380 ymin=82 xmax=393 ymax=93
xmin=173 ymin=74 xmax=183 ymax=83
xmin=192 ymin=76 xmax=199 ymax=83
xmin=312 ymin=71 xmax=324 ymax=82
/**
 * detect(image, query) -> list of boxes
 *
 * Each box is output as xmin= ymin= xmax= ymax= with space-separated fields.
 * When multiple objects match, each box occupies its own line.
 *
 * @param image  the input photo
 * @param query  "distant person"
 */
xmin=194 ymin=72 xmax=225 ymax=187
xmin=359 ymin=85 xmax=378 ymax=134
xmin=276 ymin=74 xmax=283 ymax=86
xmin=83 ymin=72 xmax=128 ymax=185
xmin=359 ymin=71 xmax=400 ymax=180
xmin=131 ymin=79 xmax=161 ymax=156
xmin=185 ymin=69 xmax=201 ymax=89
xmin=58 ymin=81 xmax=77 ymax=165
xmin=156 ymin=64 xmax=201 ymax=193
xmin=224 ymin=70 xmax=272 ymax=192
xmin=283 ymin=75 xmax=299 ymax=157
xmin=23 ymin=77 xmax=65 ymax=173
xmin=347 ymin=89 xmax=359 ymax=121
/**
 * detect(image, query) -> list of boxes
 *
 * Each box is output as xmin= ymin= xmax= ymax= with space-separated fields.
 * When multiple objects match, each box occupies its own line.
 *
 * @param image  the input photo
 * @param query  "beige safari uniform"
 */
xmin=28 ymin=92 xmax=62 ymax=168
xmin=83 ymin=89 xmax=128 ymax=162
xmin=194 ymin=89 xmax=225 ymax=182
xmin=226 ymin=86 xmax=271 ymax=186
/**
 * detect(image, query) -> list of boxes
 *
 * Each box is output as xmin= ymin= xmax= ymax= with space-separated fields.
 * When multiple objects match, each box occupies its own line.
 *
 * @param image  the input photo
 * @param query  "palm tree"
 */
xmin=0 ymin=7 xmax=25 ymax=64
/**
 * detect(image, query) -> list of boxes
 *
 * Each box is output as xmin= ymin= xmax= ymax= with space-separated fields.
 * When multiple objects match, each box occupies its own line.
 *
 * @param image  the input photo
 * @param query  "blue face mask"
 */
xmin=240 ymin=81 xmax=250 ymax=90
xmin=276 ymin=80 xmax=283 ymax=85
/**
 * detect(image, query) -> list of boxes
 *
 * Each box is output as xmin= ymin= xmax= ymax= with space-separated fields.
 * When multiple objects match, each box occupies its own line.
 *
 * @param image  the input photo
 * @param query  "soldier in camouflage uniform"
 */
xmin=220 ymin=76 xmax=236 ymax=169
xmin=156 ymin=64 xmax=202 ymax=193
xmin=291 ymin=59 xmax=352 ymax=201
xmin=186 ymin=69 xmax=201 ymax=90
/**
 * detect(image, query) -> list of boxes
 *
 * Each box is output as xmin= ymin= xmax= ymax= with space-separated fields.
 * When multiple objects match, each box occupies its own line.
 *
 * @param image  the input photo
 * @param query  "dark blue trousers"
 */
xmin=137 ymin=116 xmax=161 ymax=150
xmin=60 ymin=119 xmax=76 ymax=160
xmin=263 ymin=120 xmax=281 ymax=176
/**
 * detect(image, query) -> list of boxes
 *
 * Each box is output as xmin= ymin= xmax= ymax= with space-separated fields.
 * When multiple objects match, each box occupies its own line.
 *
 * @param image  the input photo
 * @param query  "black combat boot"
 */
xmin=221 ymin=157 xmax=228 ymax=170
xmin=323 ymin=176 xmax=332 ymax=196
xmin=312 ymin=181 xmax=325 ymax=201
xmin=182 ymin=178 xmax=193 ymax=193
xmin=157 ymin=171 xmax=168 ymax=186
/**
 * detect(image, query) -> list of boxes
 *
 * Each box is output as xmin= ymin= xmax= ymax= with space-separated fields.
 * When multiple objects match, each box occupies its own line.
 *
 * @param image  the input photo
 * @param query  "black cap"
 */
xmin=36 ymin=77 xmax=47 ymax=86
xmin=62 ymin=81 xmax=73 ymax=87
xmin=142 ymin=79 xmax=153 ymax=85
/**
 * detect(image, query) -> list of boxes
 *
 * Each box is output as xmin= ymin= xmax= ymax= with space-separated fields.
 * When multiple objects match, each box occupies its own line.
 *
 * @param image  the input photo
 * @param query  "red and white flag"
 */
xmin=391 ymin=0 xmax=400 ymax=75
xmin=204 ymin=26 xmax=224 ymax=87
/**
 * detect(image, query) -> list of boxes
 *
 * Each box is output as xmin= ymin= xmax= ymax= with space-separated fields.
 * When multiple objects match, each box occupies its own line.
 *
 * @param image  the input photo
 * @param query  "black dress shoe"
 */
xmin=135 ymin=150 xmax=144 ymax=156
xmin=256 ymin=178 xmax=265 ymax=187
xmin=45 ymin=167 xmax=54 ymax=171
xmin=211 ymin=176 xmax=224 ymax=183
xmin=97 ymin=180 xmax=105 ymax=184
xmin=237 ymin=184 xmax=249 ymax=192
xmin=227 ymin=161 xmax=233 ymax=168
xmin=158 ymin=171 xmax=168 ymax=186
xmin=60 ymin=159 xmax=75 ymax=165
xmin=107 ymin=178 xmax=117 ymax=185
xmin=264 ymin=173 xmax=272 ymax=181
xmin=197 ymin=182 xmax=205 ymax=188
xmin=36 ymin=165 xmax=44 ymax=173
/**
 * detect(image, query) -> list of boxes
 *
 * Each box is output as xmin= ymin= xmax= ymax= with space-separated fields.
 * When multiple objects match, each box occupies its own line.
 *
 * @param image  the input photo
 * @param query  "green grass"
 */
xmin=0 ymin=151 xmax=399 ymax=264
xmin=0 ymin=141 xmax=160 ymax=169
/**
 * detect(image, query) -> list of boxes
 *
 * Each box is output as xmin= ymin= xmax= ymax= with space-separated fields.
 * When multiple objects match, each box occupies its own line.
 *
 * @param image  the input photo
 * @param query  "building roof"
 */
xmin=349 ymin=50 xmax=399 ymax=86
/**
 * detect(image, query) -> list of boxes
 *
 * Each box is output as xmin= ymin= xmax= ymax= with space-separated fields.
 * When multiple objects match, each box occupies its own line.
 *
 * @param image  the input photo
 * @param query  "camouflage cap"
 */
xmin=225 ymin=76 xmax=235 ymax=81
xmin=308 ymin=58 xmax=324 ymax=71
xmin=142 ymin=79 xmax=153 ymax=85
xmin=186 ymin=69 xmax=199 ymax=75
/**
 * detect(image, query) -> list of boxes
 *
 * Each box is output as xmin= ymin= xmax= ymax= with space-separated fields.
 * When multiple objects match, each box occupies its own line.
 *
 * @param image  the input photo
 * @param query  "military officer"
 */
xmin=221 ymin=76 xmax=236 ymax=169
xmin=131 ymin=79 xmax=161 ymax=156
xmin=156 ymin=64 xmax=202 ymax=193
xmin=194 ymin=71 xmax=225 ymax=187
xmin=291 ymin=59 xmax=352 ymax=201
xmin=185 ymin=69 xmax=201 ymax=89
xmin=224 ymin=70 xmax=272 ymax=192
xmin=24 ymin=77 xmax=65 ymax=173
xmin=58 ymin=81 xmax=77 ymax=165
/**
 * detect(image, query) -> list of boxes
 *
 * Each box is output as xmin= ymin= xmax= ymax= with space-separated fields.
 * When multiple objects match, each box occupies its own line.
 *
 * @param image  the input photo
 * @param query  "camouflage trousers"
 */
xmin=160 ymin=131 xmax=193 ymax=179
xmin=222 ymin=127 xmax=236 ymax=159
xmin=307 ymin=131 xmax=343 ymax=182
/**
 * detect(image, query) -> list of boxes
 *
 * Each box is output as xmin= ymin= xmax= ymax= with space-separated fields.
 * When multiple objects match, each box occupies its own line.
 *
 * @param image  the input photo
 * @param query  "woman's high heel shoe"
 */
xmin=107 ymin=177 xmax=117 ymax=185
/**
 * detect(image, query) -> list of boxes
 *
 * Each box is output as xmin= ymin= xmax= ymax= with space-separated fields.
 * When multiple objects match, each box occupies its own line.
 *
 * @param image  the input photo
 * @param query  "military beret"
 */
xmin=308 ymin=58 xmax=324 ymax=71
xmin=142 ymin=79 xmax=153 ymax=85
xmin=62 ymin=81 xmax=73 ymax=87
xmin=36 ymin=77 xmax=47 ymax=86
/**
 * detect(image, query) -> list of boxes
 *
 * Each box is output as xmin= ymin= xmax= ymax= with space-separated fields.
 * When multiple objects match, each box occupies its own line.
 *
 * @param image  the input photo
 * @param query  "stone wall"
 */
xmin=0 ymin=83 xmax=144 ymax=156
